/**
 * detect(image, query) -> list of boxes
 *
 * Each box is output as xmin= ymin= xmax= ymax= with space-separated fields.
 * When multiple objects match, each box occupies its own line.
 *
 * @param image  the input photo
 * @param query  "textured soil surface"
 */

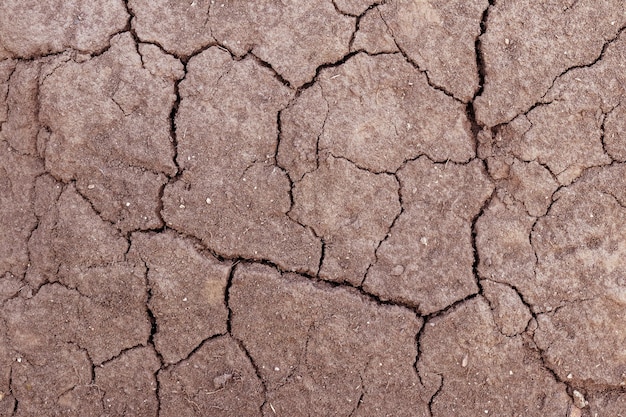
xmin=1 ymin=1 xmax=626 ymax=416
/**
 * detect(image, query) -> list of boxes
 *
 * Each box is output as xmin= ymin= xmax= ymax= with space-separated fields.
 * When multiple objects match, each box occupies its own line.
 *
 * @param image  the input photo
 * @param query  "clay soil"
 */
xmin=1 ymin=1 xmax=626 ymax=416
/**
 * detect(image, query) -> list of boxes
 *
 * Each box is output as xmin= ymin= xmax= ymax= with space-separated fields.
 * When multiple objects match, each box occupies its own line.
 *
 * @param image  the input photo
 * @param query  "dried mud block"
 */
xmin=0 ymin=143 xmax=44 ymax=279
xmin=500 ymin=159 xmax=558 ymax=217
xmin=159 ymin=335 xmax=264 ymax=417
xmin=481 ymin=280 xmax=532 ymax=336
xmin=318 ymin=54 xmax=474 ymax=173
xmin=3 ymin=282 xmax=149 ymax=414
xmin=476 ymin=197 xmax=536 ymax=292
xmin=379 ymin=0 xmax=488 ymax=101
xmin=0 ymin=61 xmax=40 ymax=155
xmin=335 ymin=0 xmax=382 ymax=16
xmin=277 ymin=84 xmax=327 ymax=181
xmin=0 ymin=0 xmax=128 ymax=59
xmin=210 ymin=0 xmax=354 ymax=87
xmin=40 ymin=33 xmax=180 ymax=232
xmin=138 ymin=43 xmax=186 ymax=80
xmin=418 ymin=298 xmax=571 ymax=416
xmin=163 ymin=47 xmax=321 ymax=274
xmin=475 ymin=0 xmax=626 ymax=126
xmin=535 ymin=297 xmax=626 ymax=387
xmin=364 ymin=158 xmax=493 ymax=314
xmin=230 ymin=264 xmax=428 ymax=416
xmin=351 ymin=8 xmax=398 ymax=54
xmin=291 ymin=155 xmax=401 ymax=285
xmin=130 ymin=0 xmax=214 ymax=57
xmin=129 ymin=232 xmax=231 ymax=364
xmin=95 ymin=346 xmax=161 ymax=416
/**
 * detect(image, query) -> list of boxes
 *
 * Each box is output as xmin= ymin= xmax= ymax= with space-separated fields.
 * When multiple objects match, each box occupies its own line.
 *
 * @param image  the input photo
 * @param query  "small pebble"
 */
xmin=572 ymin=390 xmax=587 ymax=408
xmin=87 ymin=184 xmax=95 ymax=189
xmin=391 ymin=265 xmax=404 ymax=276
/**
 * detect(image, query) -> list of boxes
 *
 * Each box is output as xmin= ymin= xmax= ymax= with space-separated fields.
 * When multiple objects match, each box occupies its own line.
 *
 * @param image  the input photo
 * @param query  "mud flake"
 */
xmin=501 ymin=159 xmax=558 ymax=217
xmin=291 ymin=155 xmax=401 ymax=285
xmin=364 ymin=157 xmax=493 ymax=314
xmin=162 ymin=47 xmax=321 ymax=274
xmin=351 ymin=8 xmax=398 ymax=54
xmin=379 ymin=0 xmax=488 ymax=102
xmin=129 ymin=231 xmax=231 ymax=364
xmin=481 ymin=280 xmax=532 ymax=337
xmin=158 ymin=335 xmax=264 ymax=416
xmin=318 ymin=54 xmax=474 ymax=173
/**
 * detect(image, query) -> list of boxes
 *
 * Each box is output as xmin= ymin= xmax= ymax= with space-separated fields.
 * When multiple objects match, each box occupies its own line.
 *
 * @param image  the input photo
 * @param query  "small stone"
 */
xmin=391 ymin=265 xmax=404 ymax=276
xmin=572 ymin=390 xmax=587 ymax=408
xmin=206 ymin=197 xmax=211 ymax=204
xmin=87 ymin=184 xmax=95 ymax=189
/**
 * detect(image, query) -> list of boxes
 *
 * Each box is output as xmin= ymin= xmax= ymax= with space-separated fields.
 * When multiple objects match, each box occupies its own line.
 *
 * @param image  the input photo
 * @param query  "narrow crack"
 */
xmin=360 ymin=172 xmax=403 ymax=286
xmin=378 ymin=12 xmax=465 ymax=104
xmin=470 ymin=177 xmax=495 ymax=298
xmin=141 ymin=260 xmax=163 ymax=416
xmin=428 ymin=373 xmax=444 ymax=416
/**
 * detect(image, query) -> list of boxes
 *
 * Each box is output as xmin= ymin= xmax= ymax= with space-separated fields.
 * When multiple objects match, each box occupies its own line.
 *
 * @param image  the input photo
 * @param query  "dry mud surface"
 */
xmin=1 ymin=1 xmax=626 ymax=416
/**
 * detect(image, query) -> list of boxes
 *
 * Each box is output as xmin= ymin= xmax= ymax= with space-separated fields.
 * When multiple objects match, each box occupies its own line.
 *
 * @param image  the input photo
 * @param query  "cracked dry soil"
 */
xmin=1 ymin=0 xmax=626 ymax=416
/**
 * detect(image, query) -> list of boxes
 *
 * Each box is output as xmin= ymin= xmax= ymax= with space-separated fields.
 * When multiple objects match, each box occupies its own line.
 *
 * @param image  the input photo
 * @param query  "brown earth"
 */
xmin=1 ymin=1 xmax=626 ymax=416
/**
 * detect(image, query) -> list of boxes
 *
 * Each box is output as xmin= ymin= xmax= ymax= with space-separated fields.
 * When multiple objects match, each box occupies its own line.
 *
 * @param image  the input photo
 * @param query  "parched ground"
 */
xmin=1 ymin=1 xmax=626 ymax=416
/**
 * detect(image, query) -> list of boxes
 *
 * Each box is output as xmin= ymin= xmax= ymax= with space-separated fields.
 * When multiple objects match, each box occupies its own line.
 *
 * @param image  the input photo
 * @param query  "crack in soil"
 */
xmin=3 ymin=0 xmax=626 ymax=414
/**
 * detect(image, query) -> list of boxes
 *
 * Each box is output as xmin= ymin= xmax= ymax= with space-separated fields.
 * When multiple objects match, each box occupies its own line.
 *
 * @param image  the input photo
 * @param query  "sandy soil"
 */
xmin=1 ymin=1 xmax=626 ymax=416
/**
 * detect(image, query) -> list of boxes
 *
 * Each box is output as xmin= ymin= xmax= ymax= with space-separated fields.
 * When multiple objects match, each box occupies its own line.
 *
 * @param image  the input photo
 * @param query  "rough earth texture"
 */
xmin=1 ymin=1 xmax=625 ymax=416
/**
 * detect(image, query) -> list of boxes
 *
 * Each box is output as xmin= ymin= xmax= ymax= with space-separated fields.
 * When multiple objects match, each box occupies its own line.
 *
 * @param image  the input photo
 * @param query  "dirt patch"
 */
xmin=1 ymin=1 xmax=626 ymax=416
